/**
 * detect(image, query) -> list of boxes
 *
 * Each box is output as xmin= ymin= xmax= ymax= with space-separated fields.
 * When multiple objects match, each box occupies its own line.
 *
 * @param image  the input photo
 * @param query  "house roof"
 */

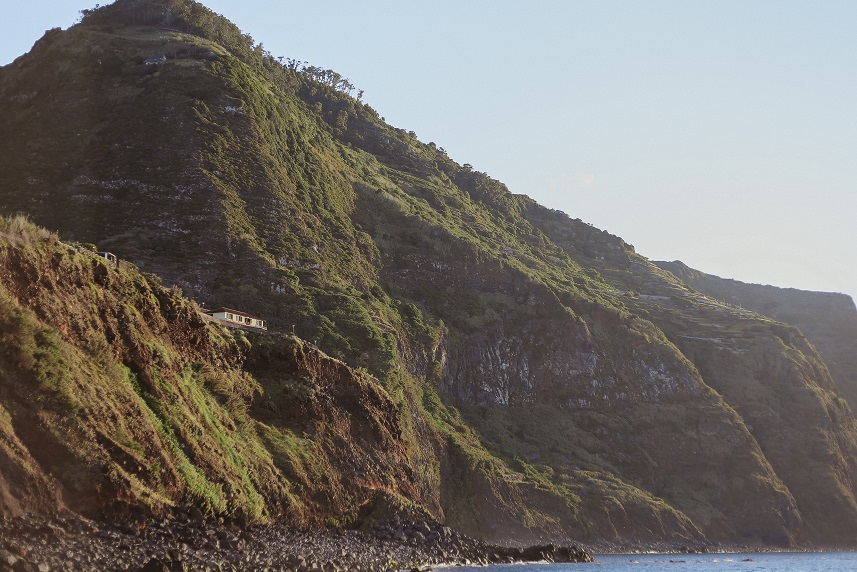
xmin=203 ymin=307 xmax=265 ymax=321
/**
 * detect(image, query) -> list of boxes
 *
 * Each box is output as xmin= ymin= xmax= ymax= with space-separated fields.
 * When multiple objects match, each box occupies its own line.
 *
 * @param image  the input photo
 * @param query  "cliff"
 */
xmin=656 ymin=260 xmax=857 ymax=412
xmin=1 ymin=0 xmax=856 ymax=548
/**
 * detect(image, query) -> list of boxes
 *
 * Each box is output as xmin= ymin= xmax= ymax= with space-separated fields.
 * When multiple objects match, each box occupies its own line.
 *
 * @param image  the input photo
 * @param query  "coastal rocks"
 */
xmin=481 ymin=543 xmax=591 ymax=564
xmin=370 ymin=516 xmax=592 ymax=565
xmin=371 ymin=518 xmax=449 ymax=545
xmin=0 ymin=513 xmax=591 ymax=571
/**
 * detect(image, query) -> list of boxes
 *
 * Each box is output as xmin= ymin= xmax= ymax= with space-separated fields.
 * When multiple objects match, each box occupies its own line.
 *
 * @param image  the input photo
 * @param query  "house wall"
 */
xmin=210 ymin=311 xmax=266 ymax=330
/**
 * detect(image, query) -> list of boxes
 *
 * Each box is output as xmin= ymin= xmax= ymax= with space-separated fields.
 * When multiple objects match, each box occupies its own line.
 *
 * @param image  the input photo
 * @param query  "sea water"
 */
xmin=449 ymin=551 xmax=857 ymax=571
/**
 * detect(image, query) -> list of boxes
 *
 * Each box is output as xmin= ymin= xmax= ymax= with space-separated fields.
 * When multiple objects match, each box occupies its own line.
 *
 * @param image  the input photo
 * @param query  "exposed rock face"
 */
xmin=652 ymin=260 xmax=857 ymax=544
xmin=0 ymin=0 xmax=856 ymax=549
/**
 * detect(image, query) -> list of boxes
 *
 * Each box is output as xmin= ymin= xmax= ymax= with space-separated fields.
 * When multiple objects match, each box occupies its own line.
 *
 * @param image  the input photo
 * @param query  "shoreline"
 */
xmin=587 ymin=543 xmax=857 ymax=556
xmin=4 ymin=511 xmax=855 ymax=571
xmin=0 ymin=513 xmax=591 ymax=571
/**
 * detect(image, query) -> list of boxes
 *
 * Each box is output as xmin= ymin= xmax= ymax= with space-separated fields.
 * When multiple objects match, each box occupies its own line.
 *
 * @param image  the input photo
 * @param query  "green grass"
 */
xmin=3 ymin=1 xmax=857 ymax=545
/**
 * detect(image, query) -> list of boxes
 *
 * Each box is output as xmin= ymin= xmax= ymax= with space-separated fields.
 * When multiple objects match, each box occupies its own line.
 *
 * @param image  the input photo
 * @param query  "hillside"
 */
xmin=656 ymin=260 xmax=857 ymax=412
xmin=1 ymin=0 xmax=857 ymax=548
xmin=0 ymin=215 xmax=431 ymax=524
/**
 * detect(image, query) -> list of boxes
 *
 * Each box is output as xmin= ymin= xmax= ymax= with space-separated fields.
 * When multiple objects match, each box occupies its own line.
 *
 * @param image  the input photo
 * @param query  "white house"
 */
xmin=203 ymin=307 xmax=267 ymax=331
xmin=95 ymin=251 xmax=118 ymax=266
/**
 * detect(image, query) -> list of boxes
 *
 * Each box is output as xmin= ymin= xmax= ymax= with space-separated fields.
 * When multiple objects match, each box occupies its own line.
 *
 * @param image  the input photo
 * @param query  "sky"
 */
xmin=3 ymin=1 xmax=856 ymax=302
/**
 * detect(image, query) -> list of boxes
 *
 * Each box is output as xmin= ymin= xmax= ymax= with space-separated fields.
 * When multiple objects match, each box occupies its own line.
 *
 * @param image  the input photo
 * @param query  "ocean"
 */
xmin=450 ymin=552 xmax=857 ymax=571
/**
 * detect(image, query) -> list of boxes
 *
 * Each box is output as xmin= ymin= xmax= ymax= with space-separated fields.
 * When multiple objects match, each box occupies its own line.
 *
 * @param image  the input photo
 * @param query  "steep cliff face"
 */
xmin=569 ymin=252 xmax=857 ymax=545
xmin=1 ymin=0 xmax=857 ymax=547
xmin=648 ymin=261 xmax=857 ymax=543
xmin=380 ymin=231 xmax=802 ymax=544
xmin=656 ymin=260 xmax=857 ymax=412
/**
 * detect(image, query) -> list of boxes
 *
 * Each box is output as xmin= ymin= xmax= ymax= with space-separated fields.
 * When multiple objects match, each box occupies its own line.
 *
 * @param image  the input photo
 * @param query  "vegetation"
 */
xmin=1 ymin=0 xmax=857 ymax=546
xmin=0 ymin=215 xmax=591 ymax=536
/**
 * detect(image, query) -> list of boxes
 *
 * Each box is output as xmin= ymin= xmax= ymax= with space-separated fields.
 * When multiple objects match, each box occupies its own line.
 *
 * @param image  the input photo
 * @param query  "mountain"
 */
xmin=1 ymin=0 xmax=857 ymax=548
xmin=656 ymin=260 xmax=857 ymax=412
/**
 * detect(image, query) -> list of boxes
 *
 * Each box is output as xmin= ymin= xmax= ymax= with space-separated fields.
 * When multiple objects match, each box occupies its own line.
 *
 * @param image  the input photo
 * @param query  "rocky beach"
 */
xmin=0 ymin=512 xmax=592 ymax=571
xmin=2 ymin=1 xmax=857 ymax=565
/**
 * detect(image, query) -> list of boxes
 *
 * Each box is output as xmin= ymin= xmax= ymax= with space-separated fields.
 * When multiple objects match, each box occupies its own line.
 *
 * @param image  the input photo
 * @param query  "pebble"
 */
xmin=0 ymin=512 xmax=592 ymax=571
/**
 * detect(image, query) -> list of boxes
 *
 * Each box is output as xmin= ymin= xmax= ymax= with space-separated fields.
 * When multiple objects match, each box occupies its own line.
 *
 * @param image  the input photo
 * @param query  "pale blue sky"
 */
xmin=3 ymin=1 xmax=856 ymax=302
